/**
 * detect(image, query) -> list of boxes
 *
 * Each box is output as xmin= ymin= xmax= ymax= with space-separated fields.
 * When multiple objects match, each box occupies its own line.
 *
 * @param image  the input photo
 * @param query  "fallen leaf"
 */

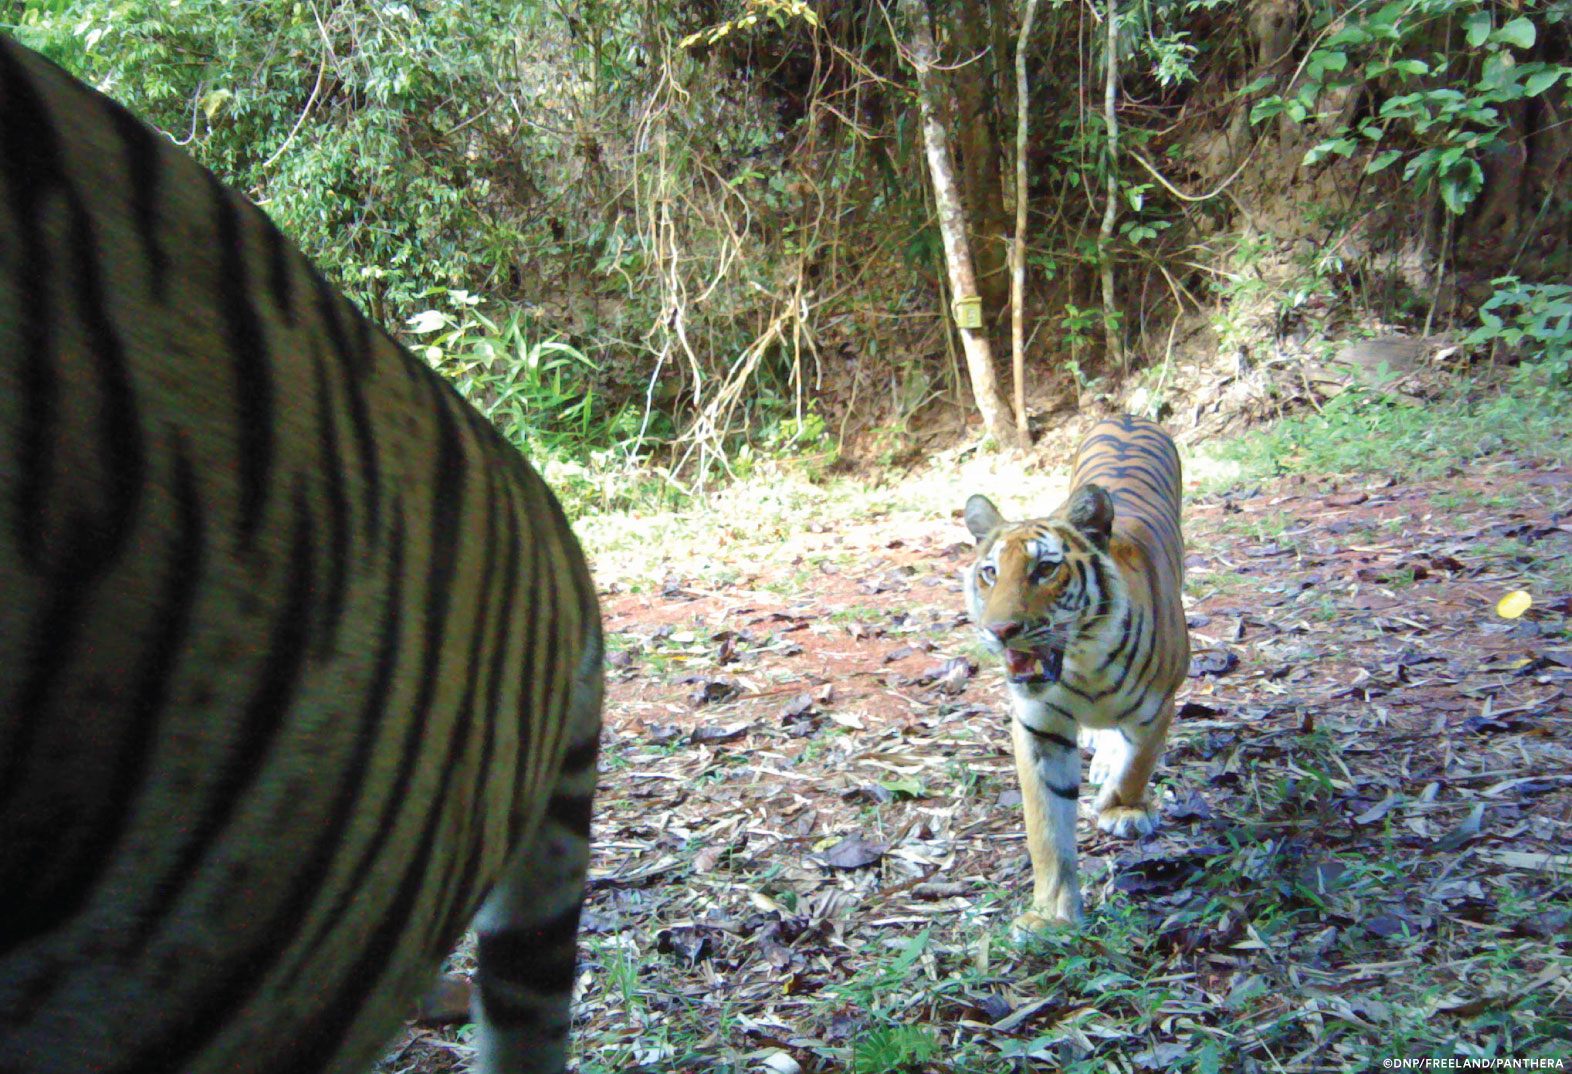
xmin=1362 ymin=914 xmax=1415 ymax=938
xmin=1510 ymin=909 xmax=1572 ymax=939
xmin=690 ymin=719 xmax=750 ymax=744
xmin=1296 ymin=859 xmax=1348 ymax=893
xmin=1134 ymin=1042 xmax=1191 ymax=1069
xmin=1431 ymin=802 xmax=1484 ymax=852
xmin=1166 ymin=791 xmax=1213 ymax=822
xmin=1461 ymin=713 xmax=1527 ymax=734
xmin=1496 ymin=590 xmax=1532 ymax=618
xmin=818 ymin=834 xmax=888 ymax=870
xmin=1352 ymin=793 xmax=1396 ymax=825
xmin=760 ymin=1052 xmax=802 ymax=1074
xmin=1111 ymin=844 xmax=1226 ymax=895
xmin=687 ymin=678 xmax=741 ymax=707
xmin=991 ymin=996 xmax=1060 ymax=1033
xmin=655 ymin=927 xmax=713 ymax=966
xmin=781 ymin=693 xmax=816 ymax=719
xmin=1188 ymin=648 xmax=1240 ymax=678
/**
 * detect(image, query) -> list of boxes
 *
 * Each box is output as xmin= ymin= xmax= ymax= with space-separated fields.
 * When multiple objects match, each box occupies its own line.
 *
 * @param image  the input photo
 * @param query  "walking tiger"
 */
xmin=963 ymin=416 xmax=1188 ymax=933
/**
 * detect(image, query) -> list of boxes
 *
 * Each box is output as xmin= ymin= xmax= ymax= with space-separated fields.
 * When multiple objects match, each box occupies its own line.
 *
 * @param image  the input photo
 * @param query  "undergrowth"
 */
xmin=1211 ymin=361 xmax=1572 ymax=487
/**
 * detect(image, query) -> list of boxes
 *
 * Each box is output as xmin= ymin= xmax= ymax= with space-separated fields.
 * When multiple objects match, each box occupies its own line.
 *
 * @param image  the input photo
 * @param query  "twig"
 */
xmin=262 ymin=1 xmax=333 ymax=170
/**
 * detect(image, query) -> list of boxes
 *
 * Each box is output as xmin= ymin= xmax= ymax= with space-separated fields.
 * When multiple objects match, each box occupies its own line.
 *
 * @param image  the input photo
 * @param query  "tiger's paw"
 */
xmin=1010 ymin=907 xmax=1079 ymax=940
xmin=1010 ymin=884 xmax=1083 ymax=939
xmin=1093 ymin=798 xmax=1160 ymax=839
xmin=1083 ymin=729 xmax=1128 ymax=787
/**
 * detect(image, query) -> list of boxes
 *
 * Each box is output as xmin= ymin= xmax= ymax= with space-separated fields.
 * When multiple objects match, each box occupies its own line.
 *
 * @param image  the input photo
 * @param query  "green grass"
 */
xmin=1431 ymin=488 xmax=1520 ymax=513
xmin=1206 ymin=363 xmax=1572 ymax=487
xmin=823 ymin=604 xmax=892 ymax=624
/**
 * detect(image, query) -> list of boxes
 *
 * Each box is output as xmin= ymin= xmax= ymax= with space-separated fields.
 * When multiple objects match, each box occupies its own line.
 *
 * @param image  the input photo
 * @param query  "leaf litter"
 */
xmin=384 ymin=455 xmax=1572 ymax=1072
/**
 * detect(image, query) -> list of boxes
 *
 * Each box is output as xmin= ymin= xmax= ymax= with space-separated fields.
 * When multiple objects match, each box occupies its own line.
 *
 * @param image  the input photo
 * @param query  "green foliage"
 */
xmin=1059 ymin=304 xmax=1105 ymax=353
xmin=17 ymin=0 xmax=535 ymax=319
xmin=1467 ymin=276 xmax=1572 ymax=381
xmin=405 ymin=291 xmax=677 ymax=518
xmin=408 ymin=291 xmax=635 ymax=459
xmin=1216 ymin=365 xmax=1572 ymax=482
xmin=733 ymin=408 xmax=838 ymax=480
xmin=678 ymin=0 xmax=820 ymax=48
xmin=1251 ymin=0 xmax=1572 ymax=215
xmin=850 ymin=1025 xmax=940 ymax=1074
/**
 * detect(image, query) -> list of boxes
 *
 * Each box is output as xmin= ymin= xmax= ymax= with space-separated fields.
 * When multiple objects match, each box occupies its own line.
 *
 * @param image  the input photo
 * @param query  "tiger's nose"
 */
xmin=987 ymin=622 xmax=1021 ymax=643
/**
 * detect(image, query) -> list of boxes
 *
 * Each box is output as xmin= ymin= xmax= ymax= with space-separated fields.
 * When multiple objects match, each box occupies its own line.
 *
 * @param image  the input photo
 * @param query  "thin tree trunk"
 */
xmin=951 ymin=0 xmax=1009 ymax=316
xmin=1010 ymin=0 xmax=1040 ymax=442
xmin=1097 ymin=0 xmax=1123 ymax=370
xmin=898 ymin=0 xmax=1023 ymax=450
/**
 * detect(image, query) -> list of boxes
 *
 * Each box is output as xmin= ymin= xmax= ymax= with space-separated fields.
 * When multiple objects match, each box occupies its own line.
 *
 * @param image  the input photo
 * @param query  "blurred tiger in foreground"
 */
xmin=963 ymin=415 xmax=1188 ymax=934
xmin=0 ymin=34 xmax=602 ymax=1074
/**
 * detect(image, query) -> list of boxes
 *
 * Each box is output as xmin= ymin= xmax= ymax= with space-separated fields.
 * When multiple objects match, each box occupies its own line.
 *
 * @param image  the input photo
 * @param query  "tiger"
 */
xmin=962 ymin=415 xmax=1188 ymax=934
xmin=0 ymin=34 xmax=602 ymax=1074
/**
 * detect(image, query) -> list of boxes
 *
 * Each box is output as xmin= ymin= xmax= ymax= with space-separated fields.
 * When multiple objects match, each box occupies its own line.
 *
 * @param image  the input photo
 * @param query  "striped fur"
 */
xmin=0 ymin=35 xmax=601 ymax=1074
xmin=963 ymin=415 xmax=1187 ymax=932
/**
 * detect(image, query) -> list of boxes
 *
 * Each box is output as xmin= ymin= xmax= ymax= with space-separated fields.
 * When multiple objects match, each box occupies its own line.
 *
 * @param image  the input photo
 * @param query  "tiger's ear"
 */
xmin=963 ymin=494 xmax=1005 ymax=543
xmin=1065 ymin=484 xmax=1114 ymax=548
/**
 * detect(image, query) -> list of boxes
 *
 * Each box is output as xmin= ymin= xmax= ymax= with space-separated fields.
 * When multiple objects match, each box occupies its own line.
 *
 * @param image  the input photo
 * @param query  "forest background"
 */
xmin=7 ymin=4 xmax=1572 ymax=1070
xmin=10 ymin=0 xmax=1572 ymax=504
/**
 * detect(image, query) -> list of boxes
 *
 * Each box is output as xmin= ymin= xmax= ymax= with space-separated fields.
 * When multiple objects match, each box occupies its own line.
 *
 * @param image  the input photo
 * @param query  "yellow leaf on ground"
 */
xmin=1496 ymin=590 xmax=1532 ymax=618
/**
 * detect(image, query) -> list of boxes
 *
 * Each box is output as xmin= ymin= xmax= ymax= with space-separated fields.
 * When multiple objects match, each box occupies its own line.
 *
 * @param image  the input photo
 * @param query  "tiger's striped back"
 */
xmin=1067 ymin=413 xmax=1187 ymax=689
xmin=0 ymin=35 xmax=601 ymax=1074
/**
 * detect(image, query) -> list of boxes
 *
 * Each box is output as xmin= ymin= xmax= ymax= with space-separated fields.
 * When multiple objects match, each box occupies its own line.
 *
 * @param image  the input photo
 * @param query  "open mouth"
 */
xmin=1004 ymin=645 xmax=1064 ymax=685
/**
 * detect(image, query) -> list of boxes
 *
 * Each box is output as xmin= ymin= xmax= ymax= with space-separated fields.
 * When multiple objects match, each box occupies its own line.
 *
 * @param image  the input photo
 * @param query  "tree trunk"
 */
xmin=1011 ymin=0 xmax=1040 ymax=442
xmin=1097 ymin=0 xmax=1124 ymax=370
xmin=950 ymin=0 xmax=1010 ymax=317
xmin=898 ymin=0 xmax=1024 ymax=450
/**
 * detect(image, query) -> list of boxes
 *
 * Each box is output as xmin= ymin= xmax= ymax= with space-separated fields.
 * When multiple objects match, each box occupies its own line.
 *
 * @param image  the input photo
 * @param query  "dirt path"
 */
xmin=393 ymin=454 xmax=1572 ymax=1072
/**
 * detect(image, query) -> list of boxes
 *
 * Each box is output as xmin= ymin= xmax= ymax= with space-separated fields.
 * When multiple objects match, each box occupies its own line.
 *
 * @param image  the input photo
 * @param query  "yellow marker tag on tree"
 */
xmin=1497 ymin=590 xmax=1532 ymax=619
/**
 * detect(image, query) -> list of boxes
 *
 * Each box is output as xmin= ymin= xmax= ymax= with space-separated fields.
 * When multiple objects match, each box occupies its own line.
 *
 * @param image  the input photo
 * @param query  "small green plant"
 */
xmin=403 ymin=290 xmax=683 ymax=516
xmin=851 ymin=1025 xmax=940 ymax=1074
xmin=1059 ymin=304 xmax=1103 ymax=355
xmin=409 ymin=292 xmax=630 ymax=456
xmin=757 ymin=407 xmax=840 ymax=478
xmin=1467 ymin=276 xmax=1572 ymax=382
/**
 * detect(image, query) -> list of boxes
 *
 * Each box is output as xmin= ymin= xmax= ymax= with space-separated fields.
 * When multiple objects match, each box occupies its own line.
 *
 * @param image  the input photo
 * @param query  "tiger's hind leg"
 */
xmin=1089 ymin=696 xmax=1173 ymax=840
xmin=470 ymin=645 xmax=603 ymax=1074
xmin=1010 ymin=704 xmax=1084 ymax=935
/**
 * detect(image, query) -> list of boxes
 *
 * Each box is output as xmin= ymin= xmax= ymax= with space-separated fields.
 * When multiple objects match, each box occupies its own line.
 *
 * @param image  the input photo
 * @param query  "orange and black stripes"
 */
xmin=1070 ymin=414 xmax=1184 ymax=577
xmin=1 ymin=34 xmax=601 ymax=1074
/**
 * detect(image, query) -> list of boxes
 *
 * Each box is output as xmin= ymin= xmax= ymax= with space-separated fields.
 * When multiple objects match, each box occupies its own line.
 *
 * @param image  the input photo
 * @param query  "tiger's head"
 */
xmin=962 ymin=485 xmax=1123 ymax=687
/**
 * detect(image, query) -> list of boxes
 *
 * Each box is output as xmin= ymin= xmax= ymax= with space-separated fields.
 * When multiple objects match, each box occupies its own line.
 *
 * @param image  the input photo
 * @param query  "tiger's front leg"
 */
xmin=470 ymin=646 xmax=603 ymax=1074
xmin=1009 ymin=701 xmax=1083 ymax=935
xmin=1088 ymin=695 xmax=1174 ymax=839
